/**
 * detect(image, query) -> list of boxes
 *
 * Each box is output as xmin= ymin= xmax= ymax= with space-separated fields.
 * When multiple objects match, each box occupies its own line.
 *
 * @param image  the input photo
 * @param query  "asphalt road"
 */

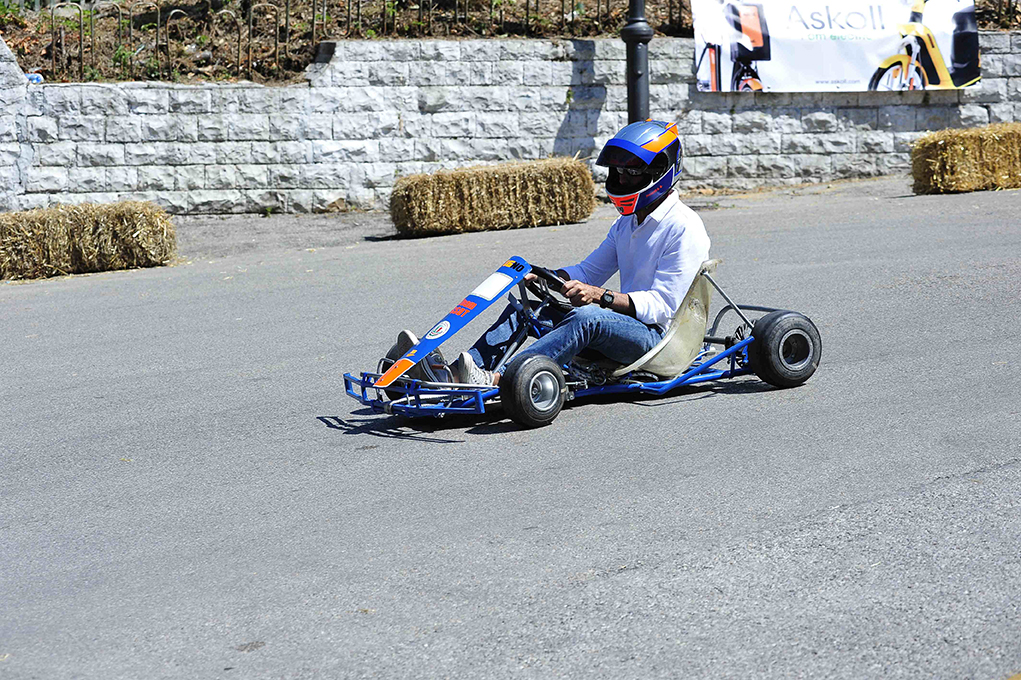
xmin=2 ymin=177 xmax=1020 ymax=679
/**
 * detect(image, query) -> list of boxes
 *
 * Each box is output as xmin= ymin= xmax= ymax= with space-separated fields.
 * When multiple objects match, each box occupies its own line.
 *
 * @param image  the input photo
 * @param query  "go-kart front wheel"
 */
xmin=748 ymin=311 xmax=822 ymax=388
xmin=500 ymin=355 xmax=566 ymax=428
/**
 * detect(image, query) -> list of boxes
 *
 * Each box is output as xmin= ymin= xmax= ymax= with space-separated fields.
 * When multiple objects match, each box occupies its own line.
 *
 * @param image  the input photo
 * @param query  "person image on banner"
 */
xmin=692 ymin=0 xmax=980 ymax=92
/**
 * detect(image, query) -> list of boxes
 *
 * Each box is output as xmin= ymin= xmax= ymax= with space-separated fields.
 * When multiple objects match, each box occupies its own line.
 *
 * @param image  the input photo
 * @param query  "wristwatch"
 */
xmin=599 ymin=289 xmax=615 ymax=308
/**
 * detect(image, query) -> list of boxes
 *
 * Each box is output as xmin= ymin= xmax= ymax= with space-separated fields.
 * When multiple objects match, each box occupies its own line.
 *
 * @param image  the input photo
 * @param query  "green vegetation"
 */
xmin=0 ymin=0 xmax=27 ymax=32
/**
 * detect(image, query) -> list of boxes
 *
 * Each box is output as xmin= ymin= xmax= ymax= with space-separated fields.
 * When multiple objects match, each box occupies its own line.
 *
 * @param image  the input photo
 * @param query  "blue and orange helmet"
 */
xmin=596 ymin=120 xmax=682 ymax=216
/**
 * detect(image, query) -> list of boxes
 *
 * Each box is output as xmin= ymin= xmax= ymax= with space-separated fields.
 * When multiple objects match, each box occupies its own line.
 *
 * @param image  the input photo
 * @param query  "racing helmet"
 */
xmin=596 ymin=120 xmax=682 ymax=216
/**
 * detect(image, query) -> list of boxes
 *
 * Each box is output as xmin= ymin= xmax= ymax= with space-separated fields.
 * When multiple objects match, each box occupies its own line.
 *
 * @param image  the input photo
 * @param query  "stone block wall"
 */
xmin=1 ymin=37 xmax=28 ymax=212
xmin=1 ymin=33 xmax=1020 ymax=214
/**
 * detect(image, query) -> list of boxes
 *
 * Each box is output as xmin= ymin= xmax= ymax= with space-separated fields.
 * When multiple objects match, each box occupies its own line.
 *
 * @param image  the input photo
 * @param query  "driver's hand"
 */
xmin=561 ymin=280 xmax=602 ymax=307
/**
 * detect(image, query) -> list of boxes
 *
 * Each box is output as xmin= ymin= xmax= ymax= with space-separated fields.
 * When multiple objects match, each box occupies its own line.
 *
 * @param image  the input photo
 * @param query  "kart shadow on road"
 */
xmin=318 ymin=401 xmax=530 ymax=440
xmin=317 ymin=407 xmax=526 ymax=440
xmin=318 ymin=379 xmax=774 ymax=440
xmin=317 ymin=415 xmax=469 ymax=443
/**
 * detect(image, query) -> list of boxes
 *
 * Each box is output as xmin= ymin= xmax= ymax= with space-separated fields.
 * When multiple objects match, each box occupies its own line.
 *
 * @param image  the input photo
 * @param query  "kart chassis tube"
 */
xmin=704 ymin=272 xmax=756 ymax=329
xmin=709 ymin=304 xmax=780 ymax=336
xmin=344 ymin=374 xmax=499 ymax=416
xmin=571 ymin=337 xmax=753 ymax=399
xmin=343 ymin=336 xmax=755 ymax=416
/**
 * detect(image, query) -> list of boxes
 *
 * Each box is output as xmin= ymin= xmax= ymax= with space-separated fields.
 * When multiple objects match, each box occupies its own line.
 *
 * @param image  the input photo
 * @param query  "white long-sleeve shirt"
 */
xmin=561 ymin=192 xmax=711 ymax=331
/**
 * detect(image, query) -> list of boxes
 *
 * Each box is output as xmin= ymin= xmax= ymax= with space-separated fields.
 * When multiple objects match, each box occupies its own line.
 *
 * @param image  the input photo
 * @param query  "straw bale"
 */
xmin=0 ymin=202 xmax=176 ymax=280
xmin=390 ymin=157 xmax=596 ymax=237
xmin=912 ymin=123 xmax=1021 ymax=194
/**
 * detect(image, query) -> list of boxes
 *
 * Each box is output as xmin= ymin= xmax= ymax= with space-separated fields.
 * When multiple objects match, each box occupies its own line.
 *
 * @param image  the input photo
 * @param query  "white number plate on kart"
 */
xmin=470 ymin=272 xmax=514 ymax=301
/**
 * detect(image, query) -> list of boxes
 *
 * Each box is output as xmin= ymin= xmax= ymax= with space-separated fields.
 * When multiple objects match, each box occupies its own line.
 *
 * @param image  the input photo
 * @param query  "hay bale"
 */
xmin=390 ymin=157 xmax=596 ymax=237
xmin=0 ymin=201 xmax=176 ymax=280
xmin=912 ymin=123 xmax=1021 ymax=194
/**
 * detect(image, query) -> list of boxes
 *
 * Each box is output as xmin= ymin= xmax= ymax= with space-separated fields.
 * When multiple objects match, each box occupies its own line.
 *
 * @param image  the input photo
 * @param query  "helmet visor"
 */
xmin=596 ymin=144 xmax=648 ymax=170
xmin=605 ymin=165 xmax=653 ymax=196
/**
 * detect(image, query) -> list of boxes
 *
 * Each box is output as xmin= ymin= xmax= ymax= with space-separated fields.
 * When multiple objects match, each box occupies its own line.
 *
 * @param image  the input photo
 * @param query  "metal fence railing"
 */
xmin=3 ymin=0 xmax=1017 ymax=83
xmin=7 ymin=0 xmax=693 ymax=38
xmin=4 ymin=0 xmax=694 ymax=82
xmin=8 ymin=0 xmax=1019 ymax=27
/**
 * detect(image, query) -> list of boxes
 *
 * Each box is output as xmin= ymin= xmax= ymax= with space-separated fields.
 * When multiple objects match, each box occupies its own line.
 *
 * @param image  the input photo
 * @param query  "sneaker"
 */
xmin=392 ymin=330 xmax=449 ymax=383
xmin=423 ymin=349 xmax=452 ymax=383
xmin=453 ymin=351 xmax=495 ymax=386
xmin=394 ymin=329 xmax=418 ymax=357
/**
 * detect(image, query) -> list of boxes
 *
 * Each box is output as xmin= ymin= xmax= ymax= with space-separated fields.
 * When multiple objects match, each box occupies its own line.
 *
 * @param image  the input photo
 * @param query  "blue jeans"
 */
xmin=468 ymin=303 xmax=663 ymax=373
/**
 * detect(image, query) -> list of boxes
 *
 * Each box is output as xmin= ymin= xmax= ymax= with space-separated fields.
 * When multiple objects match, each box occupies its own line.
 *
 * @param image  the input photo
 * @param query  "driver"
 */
xmin=401 ymin=120 xmax=712 ymax=386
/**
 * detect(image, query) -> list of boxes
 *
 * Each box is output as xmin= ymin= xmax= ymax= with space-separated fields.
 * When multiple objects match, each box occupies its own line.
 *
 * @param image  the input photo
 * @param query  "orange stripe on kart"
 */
xmin=375 ymin=358 xmax=414 ymax=388
xmin=641 ymin=124 xmax=678 ymax=153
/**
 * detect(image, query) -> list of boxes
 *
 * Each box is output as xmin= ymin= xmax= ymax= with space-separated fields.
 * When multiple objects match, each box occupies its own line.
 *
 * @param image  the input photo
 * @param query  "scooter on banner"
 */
xmin=694 ymin=18 xmax=725 ymax=91
xmin=869 ymin=0 xmax=980 ymax=90
xmin=695 ymin=0 xmax=771 ymax=92
xmin=726 ymin=1 xmax=770 ymax=91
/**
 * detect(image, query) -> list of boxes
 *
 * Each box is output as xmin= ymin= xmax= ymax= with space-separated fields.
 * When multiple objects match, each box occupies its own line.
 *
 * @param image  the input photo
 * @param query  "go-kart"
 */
xmin=344 ymin=256 xmax=821 ymax=428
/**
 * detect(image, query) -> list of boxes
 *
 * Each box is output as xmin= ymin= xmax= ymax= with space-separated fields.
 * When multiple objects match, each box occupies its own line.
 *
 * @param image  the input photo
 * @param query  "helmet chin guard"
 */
xmin=606 ymin=167 xmax=678 ymax=216
xmin=597 ymin=120 xmax=682 ymax=216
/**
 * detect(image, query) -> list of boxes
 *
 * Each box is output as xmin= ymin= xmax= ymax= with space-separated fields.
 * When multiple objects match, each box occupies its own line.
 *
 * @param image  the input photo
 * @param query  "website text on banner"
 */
xmin=692 ymin=0 xmax=981 ymax=92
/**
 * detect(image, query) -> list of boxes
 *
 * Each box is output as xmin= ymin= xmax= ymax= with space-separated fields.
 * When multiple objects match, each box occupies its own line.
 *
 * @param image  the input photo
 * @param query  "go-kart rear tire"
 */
xmin=500 ymin=355 xmax=566 ymax=428
xmin=748 ymin=311 xmax=821 ymax=388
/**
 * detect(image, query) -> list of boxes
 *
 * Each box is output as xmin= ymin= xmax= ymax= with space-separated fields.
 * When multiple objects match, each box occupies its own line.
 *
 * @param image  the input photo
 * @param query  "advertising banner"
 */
xmin=692 ymin=0 xmax=981 ymax=92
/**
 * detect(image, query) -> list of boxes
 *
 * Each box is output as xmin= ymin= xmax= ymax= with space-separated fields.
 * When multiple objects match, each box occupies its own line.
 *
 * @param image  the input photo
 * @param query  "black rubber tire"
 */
xmin=500 ymin=355 xmax=566 ymax=428
xmin=748 ymin=311 xmax=822 ymax=388
xmin=868 ymin=63 xmax=926 ymax=91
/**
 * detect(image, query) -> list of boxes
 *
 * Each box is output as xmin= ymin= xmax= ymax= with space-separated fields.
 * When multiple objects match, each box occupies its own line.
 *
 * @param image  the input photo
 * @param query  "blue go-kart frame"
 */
xmin=344 ymin=256 xmax=820 ymax=426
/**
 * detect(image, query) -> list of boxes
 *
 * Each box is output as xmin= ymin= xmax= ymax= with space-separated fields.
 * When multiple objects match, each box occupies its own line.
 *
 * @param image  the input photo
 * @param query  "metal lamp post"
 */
xmin=620 ymin=0 xmax=654 ymax=123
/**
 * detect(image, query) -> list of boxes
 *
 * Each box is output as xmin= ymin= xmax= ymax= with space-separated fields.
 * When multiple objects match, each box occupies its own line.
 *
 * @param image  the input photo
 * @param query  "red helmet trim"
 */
xmin=608 ymin=191 xmax=639 ymax=215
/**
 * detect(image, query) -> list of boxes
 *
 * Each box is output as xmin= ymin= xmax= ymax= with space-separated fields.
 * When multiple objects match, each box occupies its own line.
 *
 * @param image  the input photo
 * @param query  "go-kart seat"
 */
xmin=611 ymin=259 xmax=722 ymax=378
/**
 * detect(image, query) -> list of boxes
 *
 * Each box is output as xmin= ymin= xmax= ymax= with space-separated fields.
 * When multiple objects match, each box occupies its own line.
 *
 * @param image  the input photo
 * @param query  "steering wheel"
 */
xmin=526 ymin=264 xmax=573 ymax=313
